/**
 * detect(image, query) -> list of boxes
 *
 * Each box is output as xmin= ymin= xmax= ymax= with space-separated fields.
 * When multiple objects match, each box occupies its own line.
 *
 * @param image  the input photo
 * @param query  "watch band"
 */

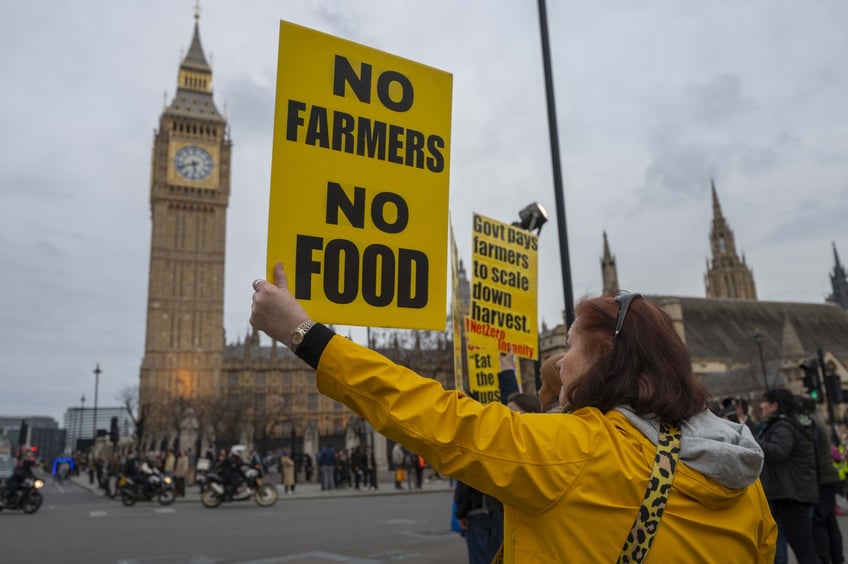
xmin=290 ymin=319 xmax=316 ymax=351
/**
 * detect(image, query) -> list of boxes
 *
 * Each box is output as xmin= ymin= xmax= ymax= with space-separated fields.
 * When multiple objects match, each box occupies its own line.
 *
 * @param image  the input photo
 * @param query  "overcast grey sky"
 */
xmin=1 ymin=1 xmax=846 ymax=425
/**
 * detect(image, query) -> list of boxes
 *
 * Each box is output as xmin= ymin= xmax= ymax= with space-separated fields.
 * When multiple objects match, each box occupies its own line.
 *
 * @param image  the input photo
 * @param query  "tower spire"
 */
xmin=165 ymin=9 xmax=221 ymax=115
xmin=704 ymin=179 xmax=757 ymax=300
xmin=827 ymin=241 xmax=848 ymax=309
xmin=183 ymin=16 xmax=211 ymax=72
xmin=601 ymin=231 xmax=619 ymax=296
xmin=711 ymin=178 xmax=724 ymax=220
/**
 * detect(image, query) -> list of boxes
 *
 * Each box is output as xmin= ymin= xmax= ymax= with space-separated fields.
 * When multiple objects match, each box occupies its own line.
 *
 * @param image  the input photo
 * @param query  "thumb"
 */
xmin=273 ymin=262 xmax=289 ymax=290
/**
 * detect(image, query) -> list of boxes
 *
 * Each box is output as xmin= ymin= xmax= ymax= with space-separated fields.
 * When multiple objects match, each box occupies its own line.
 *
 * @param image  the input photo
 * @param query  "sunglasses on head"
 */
xmin=614 ymin=292 xmax=642 ymax=337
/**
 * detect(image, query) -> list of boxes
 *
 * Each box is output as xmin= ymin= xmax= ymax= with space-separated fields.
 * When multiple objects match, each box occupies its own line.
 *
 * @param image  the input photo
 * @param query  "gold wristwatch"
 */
xmin=290 ymin=319 xmax=316 ymax=351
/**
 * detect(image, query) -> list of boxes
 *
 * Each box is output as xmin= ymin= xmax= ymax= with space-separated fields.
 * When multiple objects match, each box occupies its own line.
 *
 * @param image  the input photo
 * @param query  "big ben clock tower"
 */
xmin=140 ymin=12 xmax=231 ymax=437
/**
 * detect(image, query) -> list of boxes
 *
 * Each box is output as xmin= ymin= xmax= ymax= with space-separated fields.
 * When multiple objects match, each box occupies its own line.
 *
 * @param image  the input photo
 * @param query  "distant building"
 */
xmin=63 ymin=407 xmax=132 ymax=451
xmin=0 ymin=415 xmax=64 ymax=462
xmin=649 ymin=295 xmax=848 ymax=406
xmin=584 ymin=184 xmax=848 ymax=417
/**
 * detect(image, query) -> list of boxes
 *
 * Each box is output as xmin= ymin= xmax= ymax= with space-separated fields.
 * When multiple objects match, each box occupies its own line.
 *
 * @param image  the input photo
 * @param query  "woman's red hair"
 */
xmin=565 ymin=295 xmax=709 ymax=422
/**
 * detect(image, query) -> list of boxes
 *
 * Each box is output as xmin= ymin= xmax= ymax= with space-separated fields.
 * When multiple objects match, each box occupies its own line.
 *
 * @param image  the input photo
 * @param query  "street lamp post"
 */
xmin=93 ymin=363 xmax=101 ymax=441
xmin=537 ymin=0 xmax=575 ymax=328
xmin=753 ymin=329 xmax=768 ymax=390
xmin=77 ymin=395 xmax=85 ymax=451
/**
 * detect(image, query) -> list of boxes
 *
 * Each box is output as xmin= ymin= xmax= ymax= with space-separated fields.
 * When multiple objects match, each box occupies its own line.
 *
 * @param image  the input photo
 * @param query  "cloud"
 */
xmin=685 ymin=73 xmax=754 ymax=126
xmin=224 ymin=76 xmax=276 ymax=138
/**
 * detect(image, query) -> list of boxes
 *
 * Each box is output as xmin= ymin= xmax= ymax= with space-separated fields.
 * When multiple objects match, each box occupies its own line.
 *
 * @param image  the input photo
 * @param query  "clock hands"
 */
xmin=174 ymin=146 xmax=212 ymax=180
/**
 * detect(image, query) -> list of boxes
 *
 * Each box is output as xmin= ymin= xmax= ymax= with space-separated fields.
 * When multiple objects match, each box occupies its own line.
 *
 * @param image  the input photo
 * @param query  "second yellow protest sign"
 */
xmin=267 ymin=21 xmax=452 ymax=329
xmin=466 ymin=213 xmax=539 ymax=359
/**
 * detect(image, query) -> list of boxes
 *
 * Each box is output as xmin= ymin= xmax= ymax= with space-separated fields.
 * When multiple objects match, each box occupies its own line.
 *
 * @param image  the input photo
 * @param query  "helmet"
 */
xmin=229 ymin=445 xmax=246 ymax=458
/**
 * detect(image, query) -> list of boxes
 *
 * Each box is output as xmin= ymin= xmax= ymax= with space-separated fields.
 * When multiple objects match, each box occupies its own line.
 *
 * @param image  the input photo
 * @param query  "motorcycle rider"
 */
xmin=122 ymin=450 xmax=162 ymax=498
xmin=4 ymin=452 xmax=36 ymax=505
xmin=122 ymin=451 xmax=142 ymax=483
xmin=218 ymin=446 xmax=246 ymax=499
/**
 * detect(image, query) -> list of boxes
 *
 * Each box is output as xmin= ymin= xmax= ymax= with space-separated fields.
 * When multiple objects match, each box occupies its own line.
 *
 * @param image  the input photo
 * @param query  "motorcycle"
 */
xmin=119 ymin=469 xmax=176 ymax=506
xmin=0 ymin=476 xmax=45 ymax=514
xmin=200 ymin=463 xmax=278 ymax=508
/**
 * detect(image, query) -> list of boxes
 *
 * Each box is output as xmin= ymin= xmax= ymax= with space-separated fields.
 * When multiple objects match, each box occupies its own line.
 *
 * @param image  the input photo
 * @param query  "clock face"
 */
xmin=174 ymin=145 xmax=214 ymax=181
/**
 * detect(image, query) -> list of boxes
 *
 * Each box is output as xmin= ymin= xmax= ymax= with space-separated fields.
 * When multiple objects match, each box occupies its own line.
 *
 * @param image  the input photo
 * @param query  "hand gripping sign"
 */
xmin=267 ymin=21 xmax=452 ymax=330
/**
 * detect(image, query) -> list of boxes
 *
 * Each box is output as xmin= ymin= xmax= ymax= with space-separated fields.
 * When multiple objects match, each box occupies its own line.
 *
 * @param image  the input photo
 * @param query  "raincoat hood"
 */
xmin=615 ymin=406 xmax=764 ymax=491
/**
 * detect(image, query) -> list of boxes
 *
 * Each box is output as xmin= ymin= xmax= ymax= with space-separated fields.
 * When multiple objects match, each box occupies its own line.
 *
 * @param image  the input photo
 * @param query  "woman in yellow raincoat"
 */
xmin=251 ymin=263 xmax=775 ymax=562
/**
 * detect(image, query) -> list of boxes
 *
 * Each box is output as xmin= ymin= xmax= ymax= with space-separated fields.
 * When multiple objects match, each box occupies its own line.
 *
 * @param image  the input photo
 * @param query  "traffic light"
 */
xmin=17 ymin=420 xmax=28 ymax=448
xmin=110 ymin=416 xmax=119 ymax=446
xmin=800 ymin=358 xmax=822 ymax=403
xmin=825 ymin=371 xmax=844 ymax=405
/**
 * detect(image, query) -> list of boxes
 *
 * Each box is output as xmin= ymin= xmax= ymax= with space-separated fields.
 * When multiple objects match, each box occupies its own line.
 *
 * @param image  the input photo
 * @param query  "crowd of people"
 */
xmin=87 ymin=448 xmax=197 ymax=498
xmin=723 ymin=391 xmax=846 ymax=564
xmin=54 ymin=439 xmax=448 ymax=502
xmin=315 ymin=444 xmax=382 ymax=491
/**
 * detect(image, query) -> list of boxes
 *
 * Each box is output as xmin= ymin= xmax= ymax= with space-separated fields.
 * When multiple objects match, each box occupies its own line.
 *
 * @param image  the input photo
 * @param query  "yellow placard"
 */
xmin=267 ymin=21 xmax=452 ymax=329
xmin=466 ymin=213 xmax=539 ymax=359
xmin=466 ymin=347 xmax=501 ymax=404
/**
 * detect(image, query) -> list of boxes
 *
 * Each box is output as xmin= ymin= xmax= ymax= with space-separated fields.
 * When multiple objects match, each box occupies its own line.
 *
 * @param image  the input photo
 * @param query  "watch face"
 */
xmin=174 ymin=145 xmax=214 ymax=181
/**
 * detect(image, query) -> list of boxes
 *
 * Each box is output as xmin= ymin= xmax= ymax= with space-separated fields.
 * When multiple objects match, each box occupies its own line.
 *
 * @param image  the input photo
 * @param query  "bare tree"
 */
xmin=117 ymin=385 xmax=150 ymax=448
xmin=211 ymin=394 xmax=249 ymax=447
xmin=116 ymin=385 xmax=139 ymax=427
xmin=370 ymin=328 xmax=454 ymax=383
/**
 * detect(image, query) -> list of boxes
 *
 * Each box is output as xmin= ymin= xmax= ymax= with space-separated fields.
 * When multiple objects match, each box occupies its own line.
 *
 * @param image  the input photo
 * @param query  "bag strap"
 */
xmin=617 ymin=422 xmax=681 ymax=563
xmin=489 ymin=422 xmax=681 ymax=564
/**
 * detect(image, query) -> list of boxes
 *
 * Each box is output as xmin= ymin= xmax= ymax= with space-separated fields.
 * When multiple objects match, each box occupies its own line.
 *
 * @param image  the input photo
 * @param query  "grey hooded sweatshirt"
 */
xmin=615 ymin=406 xmax=765 ymax=490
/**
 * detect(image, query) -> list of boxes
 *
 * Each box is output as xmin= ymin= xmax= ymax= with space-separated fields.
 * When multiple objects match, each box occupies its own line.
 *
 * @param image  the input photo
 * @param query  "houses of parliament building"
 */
xmin=546 ymin=182 xmax=848 ymax=416
xmin=139 ymin=17 xmax=848 ymax=455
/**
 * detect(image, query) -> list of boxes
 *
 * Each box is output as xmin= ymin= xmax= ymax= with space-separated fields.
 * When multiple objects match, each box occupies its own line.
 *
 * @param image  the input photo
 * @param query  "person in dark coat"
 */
xmin=303 ymin=453 xmax=313 ymax=483
xmin=351 ymin=446 xmax=366 ymax=490
xmin=364 ymin=446 xmax=378 ymax=490
xmin=799 ymin=396 xmax=846 ymax=564
xmin=317 ymin=447 xmax=335 ymax=490
xmin=757 ymin=388 xmax=821 ymax=564
xmin=454 ymin=480 xmax=503 ymax=564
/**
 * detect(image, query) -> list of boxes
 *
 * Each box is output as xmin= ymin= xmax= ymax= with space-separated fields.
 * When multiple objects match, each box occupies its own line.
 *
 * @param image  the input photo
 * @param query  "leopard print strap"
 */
xmin=617 ymin=422 xmax=682 ymax=564
xmin=488 ymin=422 xmax=681 ymax=564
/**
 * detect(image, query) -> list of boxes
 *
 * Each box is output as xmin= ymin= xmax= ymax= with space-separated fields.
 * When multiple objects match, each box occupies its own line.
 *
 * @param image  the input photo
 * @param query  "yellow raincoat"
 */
xmin=317 ymin=335 xmax=776 ymax=563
